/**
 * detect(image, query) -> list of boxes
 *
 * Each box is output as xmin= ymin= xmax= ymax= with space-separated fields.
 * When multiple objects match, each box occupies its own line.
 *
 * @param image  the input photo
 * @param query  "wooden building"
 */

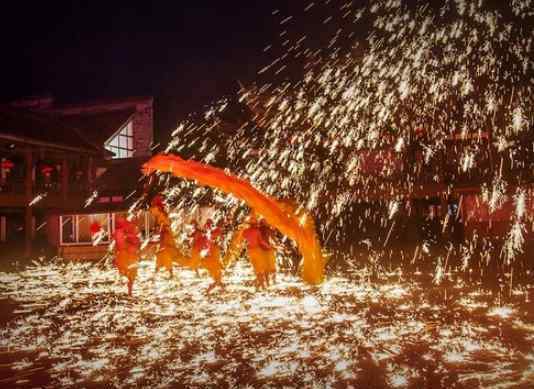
xmin=0 ymin=96 xmax=155 ymax=259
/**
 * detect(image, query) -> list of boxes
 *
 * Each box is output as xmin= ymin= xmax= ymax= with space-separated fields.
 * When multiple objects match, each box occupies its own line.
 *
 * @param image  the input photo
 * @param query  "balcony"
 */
xmin=0 ymin=175 xmax=93 ymax=209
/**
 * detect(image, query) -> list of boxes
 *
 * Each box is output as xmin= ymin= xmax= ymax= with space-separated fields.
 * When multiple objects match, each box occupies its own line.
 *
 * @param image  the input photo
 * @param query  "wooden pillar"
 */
xmin=62 ymin=159 xmax=69 ymax=200
xmin=24 ymin=149 xmax=33 ymax=257
xmin=0 ymin=216 xmax=6 ymax=243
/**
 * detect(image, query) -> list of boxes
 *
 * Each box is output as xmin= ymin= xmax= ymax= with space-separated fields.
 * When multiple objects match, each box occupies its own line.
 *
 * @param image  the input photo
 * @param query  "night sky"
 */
xmin=1 ymin=1 xmax=527 ymax=145
xmin=1 ymin=1 xmax=316 ymax=144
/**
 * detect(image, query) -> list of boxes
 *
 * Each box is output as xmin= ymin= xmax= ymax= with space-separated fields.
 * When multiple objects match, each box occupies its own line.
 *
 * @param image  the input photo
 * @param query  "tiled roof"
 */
xmin=55 ymin=108 xmax=136 ymax=146
xmin=0 ymin=106 xmax=104 ymax=154
xmin=51 ymin=96 xmax=152 ymax=110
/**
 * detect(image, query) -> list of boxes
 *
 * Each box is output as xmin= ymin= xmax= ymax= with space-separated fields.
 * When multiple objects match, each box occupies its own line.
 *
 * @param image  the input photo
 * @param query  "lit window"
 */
xmin=61 ymin=216 xmax=75 ymax=243
xmin=78 ymin=214 xmax=110 ymax=243
xmin=60 ymin=212 xmax=154 ymax=245
xmin=60 ymin=214 xmax=111 ymax=245
xmin=105 ymin=122 xmax=134 ymax=159
xmin=136 ymin=211 xmax=156 ymax=240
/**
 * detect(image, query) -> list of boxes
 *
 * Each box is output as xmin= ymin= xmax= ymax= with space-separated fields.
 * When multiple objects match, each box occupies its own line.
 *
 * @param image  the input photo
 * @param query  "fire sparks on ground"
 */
xmin=1 ymin=259 xmax=533 ymax=388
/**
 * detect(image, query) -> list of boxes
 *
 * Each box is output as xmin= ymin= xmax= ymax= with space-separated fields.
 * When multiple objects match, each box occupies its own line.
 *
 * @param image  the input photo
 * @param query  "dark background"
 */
xmin=0 ymin=1 xmax=528 ymax=146
xmin=0 ymin=1 xmax=344 ymax=145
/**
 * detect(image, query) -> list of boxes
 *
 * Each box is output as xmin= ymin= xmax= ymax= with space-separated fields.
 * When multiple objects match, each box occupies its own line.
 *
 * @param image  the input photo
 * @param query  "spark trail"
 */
xmin=159 ymin=0 xmax=534 ymax=283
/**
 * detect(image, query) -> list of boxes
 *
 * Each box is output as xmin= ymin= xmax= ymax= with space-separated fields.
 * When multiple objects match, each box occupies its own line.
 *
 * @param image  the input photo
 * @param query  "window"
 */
xmin=60 ymin=214 xmax=111 ymax=245
xmin=77 ymin=215 xmax=92 ymax=243
xmin=59 ymin=212 xmax=154 ymax=245
xmin=78 ymin=214 xmax=110 ymax=243
xmin=115 ymin=212 xmax=155 ymax=240
xmin=105 ymin=122 xmax=134 ymax=159
xmin=61 ymin=215 xmax=75 ymax=243
xmin=136 ymin=211 xmax=157 ymax=240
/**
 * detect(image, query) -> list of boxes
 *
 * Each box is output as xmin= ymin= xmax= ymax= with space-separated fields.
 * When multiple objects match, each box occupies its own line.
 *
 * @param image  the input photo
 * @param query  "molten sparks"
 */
xmin=0 ymin=259 xmax=533 ymax=387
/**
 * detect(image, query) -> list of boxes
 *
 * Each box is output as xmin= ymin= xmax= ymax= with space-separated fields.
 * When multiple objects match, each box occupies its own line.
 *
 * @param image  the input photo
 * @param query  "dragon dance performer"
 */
xmin=149 ymin=196 xmax=188 ymax=277
xmin=141 ymin=154 xmax=325 ymax=285
xmin=201 ymin=219 xmax=224 ymax=293
xmin=260 ymin=219 xmax=277 ymax=285
xmin=224 ymin=212 xmax=277 ymax=290
xmin=190 ymin=220 xmax=207 ymax=276
xmin=113 ymin=216 xmax=141 ymax=296
xmin=242 ymin=214 xmax=277 ymax=289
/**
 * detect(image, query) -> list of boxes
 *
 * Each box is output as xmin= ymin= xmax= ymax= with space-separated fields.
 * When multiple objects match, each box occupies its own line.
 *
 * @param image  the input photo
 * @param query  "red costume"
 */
xmin=243 ymin=218 xmax=276 ymax=289
xmin=149 ymin=196 xmax=187 ymax=276
xmin=202 ymin=222 xmax=224 ymax=291
xmin=113 ymin=217 xmax=141 ymax=296
xmin=190 ymin=225 xmax=208 ymax=273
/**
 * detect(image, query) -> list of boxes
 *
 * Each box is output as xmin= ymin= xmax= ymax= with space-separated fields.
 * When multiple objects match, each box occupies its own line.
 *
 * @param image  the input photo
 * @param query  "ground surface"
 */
xmin=1 ymin=259 xmax=533 ymax=388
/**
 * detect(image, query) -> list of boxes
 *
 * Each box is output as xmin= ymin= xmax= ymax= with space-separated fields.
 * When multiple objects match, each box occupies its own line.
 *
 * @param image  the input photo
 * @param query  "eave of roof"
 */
xmin=51 ymin=96 xmax=153 ymax=112
xmin=57 ymin=109 xmax=137 ymax=146
xmin=0 ymin=133 xmax=103 ymax=155
xmin=0 ymin=106 xmax=106 ymax=155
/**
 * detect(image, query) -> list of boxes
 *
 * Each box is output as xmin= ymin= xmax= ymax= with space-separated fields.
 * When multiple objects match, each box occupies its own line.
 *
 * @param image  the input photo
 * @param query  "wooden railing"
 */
xmin=0 ymin=178 xmax=92 ymax=194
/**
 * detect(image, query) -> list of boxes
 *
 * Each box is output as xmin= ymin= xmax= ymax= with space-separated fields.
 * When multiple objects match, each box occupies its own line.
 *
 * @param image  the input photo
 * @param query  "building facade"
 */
xmin=0 ymin=96 xmax=155 ymax=259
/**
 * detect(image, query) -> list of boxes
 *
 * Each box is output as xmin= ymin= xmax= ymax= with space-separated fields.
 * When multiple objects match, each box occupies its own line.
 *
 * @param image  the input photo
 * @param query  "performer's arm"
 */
xmin=258 ymin=227 xmax=271 ymax=250
xmin=259 ymin=235 xmax=271 ymax=250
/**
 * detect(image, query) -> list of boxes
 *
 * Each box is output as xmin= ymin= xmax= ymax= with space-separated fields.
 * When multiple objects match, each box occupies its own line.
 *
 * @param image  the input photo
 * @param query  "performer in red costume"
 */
xmin=201 ymin=219 xmax=224 ymax=293
xmin=149 ymin=195 xmax=187 ymax=277
xmin=142 ymin=153 xmax=325 ymax=285
xmin=190 ymin=220 xmax=207 ymax=276
xmin=242 ymin=214 xmax=276 ymax=290
xmin=113 ymin=217 xmax=141 ymax=296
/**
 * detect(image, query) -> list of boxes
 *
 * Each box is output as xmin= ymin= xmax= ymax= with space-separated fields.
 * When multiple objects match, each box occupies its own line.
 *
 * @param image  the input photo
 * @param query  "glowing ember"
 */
xmin=84 ymin=191 xmax=99 ymax=208
xmin=0 ymin=259 xmax=533 ymax=387
xmin=28 ymin=193 xmax=47 ymax=206
xmin=487 ymin=306 xmax=515 ymax=319
xmin=153 ymin=0 xmax=534 ymax=299
xmin=3 ymin=0 xmax=534 ymax=387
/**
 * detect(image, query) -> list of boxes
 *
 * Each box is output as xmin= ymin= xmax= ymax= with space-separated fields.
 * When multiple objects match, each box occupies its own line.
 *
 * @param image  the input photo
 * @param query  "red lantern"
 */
xmin=1 ymin=159 xmax=14 ymax=170
xmin=0 ymin=159 xmax=13 ymax=187
xmin=41 ymin=165 xmax=54 ymax=177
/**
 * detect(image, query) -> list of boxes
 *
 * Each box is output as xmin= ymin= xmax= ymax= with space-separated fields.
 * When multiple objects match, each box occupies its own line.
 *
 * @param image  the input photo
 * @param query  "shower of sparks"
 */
xmin=84 ymin=191 xmax=99 ymax=208
xmin=91 ymin=230 xmax=108 ymax=247
xmin=3 ymin=1 xmax=534 ymax=387
xmin=28 ymin=193 xmax=47 ymax=207
xmin=1 ymin=259 xmax=533 ymax=388
xmin=35 ymin=222 xmax=47 ymax=232
xmin=154 ymin=0 xmax=534 ymax=286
